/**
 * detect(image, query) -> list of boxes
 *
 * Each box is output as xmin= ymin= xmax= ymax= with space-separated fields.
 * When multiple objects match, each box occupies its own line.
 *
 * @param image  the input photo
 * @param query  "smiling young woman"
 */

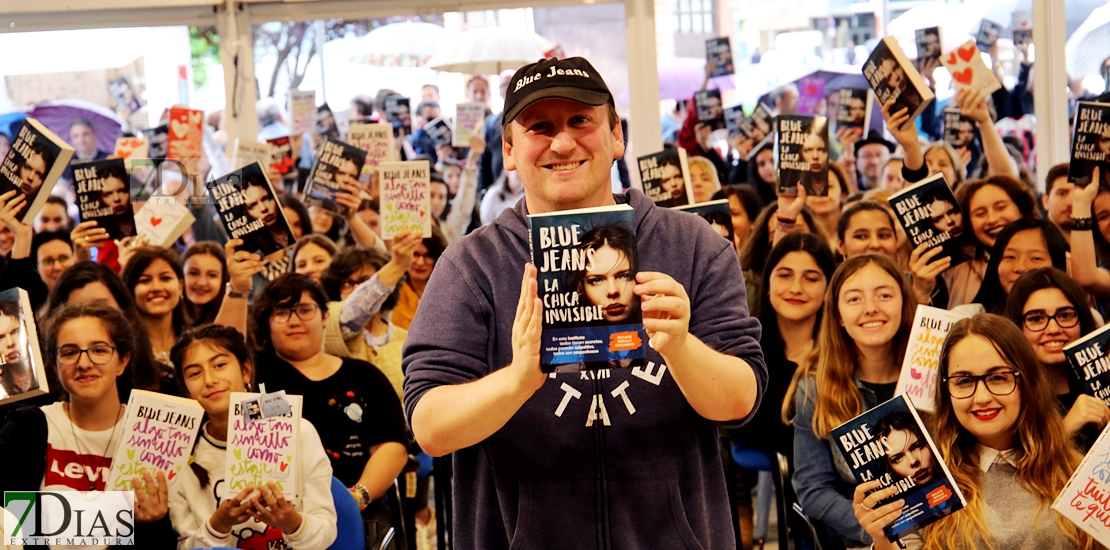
xmin=182 ymin=242 xmax=229 ymax=328
xmin=122 ymin=247 xmax=186 ymax=369
xmin=786 ymin=253 xmax=917 ymax=549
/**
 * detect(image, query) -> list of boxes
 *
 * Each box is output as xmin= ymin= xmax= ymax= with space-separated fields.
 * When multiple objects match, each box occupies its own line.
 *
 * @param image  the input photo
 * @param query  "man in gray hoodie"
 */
xmin=403 ymin=56 xmax=766 ymax=549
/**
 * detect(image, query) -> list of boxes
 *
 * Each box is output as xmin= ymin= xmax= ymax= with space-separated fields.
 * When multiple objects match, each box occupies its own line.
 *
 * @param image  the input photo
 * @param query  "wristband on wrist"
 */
xmin=776 ymin=216 xmax=797 ymax=228
xmin=225 ymin=282 xmax=250 ymax=299
xmin=1073 ymin=217 xmax=1094 ymax=231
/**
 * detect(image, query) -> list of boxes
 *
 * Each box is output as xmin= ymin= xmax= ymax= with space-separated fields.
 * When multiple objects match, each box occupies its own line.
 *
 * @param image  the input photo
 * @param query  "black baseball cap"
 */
xmin=502 ymin=57 xmax=613 ymax=125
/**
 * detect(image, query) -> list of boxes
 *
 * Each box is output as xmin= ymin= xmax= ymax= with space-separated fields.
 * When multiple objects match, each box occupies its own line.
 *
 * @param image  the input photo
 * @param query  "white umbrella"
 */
xmin=342 ymin=21 xmax=447 ymax=67
xmin=425 ymin=27 xmax=556 ymax=74
xmin=1066 ymin=4 xmax=1110 ymax=78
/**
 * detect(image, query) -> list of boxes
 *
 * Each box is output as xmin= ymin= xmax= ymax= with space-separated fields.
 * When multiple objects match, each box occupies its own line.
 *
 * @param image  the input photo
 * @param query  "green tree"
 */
xmin=190 ymin=26 xmax=221 ymax=89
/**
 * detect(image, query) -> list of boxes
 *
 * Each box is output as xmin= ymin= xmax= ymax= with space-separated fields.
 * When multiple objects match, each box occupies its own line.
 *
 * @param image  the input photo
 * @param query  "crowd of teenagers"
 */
xmin=2 ymin=45 xmax=1110 ymax=550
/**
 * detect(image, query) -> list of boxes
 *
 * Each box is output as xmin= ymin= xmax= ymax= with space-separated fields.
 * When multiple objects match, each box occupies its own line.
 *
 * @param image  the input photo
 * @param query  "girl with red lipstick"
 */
xmin=855 ymin=314 xmax=1097 ymax=550
xmin=1005 ymin=267 xmax=1110 ymax=450
xmin=122 ymin=247 xmax=186 ymax=370
xmin=787 ymin=254 xmax=917 ymax=549
xmin=182 ymin=242 xmax=229 ymax=328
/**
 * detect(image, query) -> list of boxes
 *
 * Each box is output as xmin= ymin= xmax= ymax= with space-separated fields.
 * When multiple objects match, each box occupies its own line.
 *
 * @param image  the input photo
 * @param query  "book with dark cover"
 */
xmin=303 ymin=138 xmax=367 ymax=216
xmin=1063 ymin=323 xmax=1110 ymax=407
xmin=0 ymin=288 xmax=47 ymax=407
xmin=694 ymin=89 xmax=726 ymax=131
xmin=74 ymin=158 xmax=137 ymax=241
xmin=265 ymin=135 xmax=298 ymax=180
xmin=423 ymin=116 xmax=453 ymax=147
xmin=385 ymin=96 xmax=412 ymax=135
xmin=976 ymin=19 xmax=1003 ymax=50
xmin=830 ymin=395 xmax=967 ymax=541
xmin=706 ymin=37 xmax=734 ymax=78
xmin=142 ymin=124 xmax=168 ymax=161
xmin=109 ymin=76 xmax=144 ymax=115
xmin=527 ymin=205 xmax=647 ymax=373
xmin=863 ymin=37 xmax=935 ymax=129
xmin=915 ymin=27 xmax=941 ymax=66
xmin=887 ymin=172 xmax=968 ymax=267
xmin=1013 ymin=29 xmax=1032 ymax=47
xmin=943 ymin=107 xmax=975 ymax=149
xmin=1067 ymin=102 xmax=1110 ymax=187
xmin=674 ymin=199 xmax=733 ymax=243
xmin=775 ymin=115 xmax=829 ymax=196
xmin=739 ymin=103 xmax=774 ymax=143
xmin=724 ymin=105 xmax=746 ymax=138
xmin=836 ymin=88 xmax=872 ymax=137
xmin=0 ymin=118 xmax=75 ymax=223
xmin=207 ymin=162 xmax=295 ymax=259
xmin=637 ymin=148 xmax=693 ymax=208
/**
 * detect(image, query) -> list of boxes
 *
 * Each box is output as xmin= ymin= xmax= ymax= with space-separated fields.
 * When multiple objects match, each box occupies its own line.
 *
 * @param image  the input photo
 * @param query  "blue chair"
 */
xmin=731 ymin=444 xmax=776 ymax=543
xmin=329 ymin=476 xmax=366 ymax=550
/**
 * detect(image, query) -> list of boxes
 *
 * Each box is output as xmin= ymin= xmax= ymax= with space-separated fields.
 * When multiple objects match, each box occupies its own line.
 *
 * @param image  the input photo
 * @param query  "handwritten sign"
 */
xmin=224 ymin=392 xmax=302 ymax=500
xmin=379 ymin=160 xmax=431 ymax=239
xmin=107 ymin=390 xmax=204 ymax=491
xmin=348 ymin=122 xmax=395 ymax=175
xmin=454 ymin=102 xmax=486 ymax=147
xmin=288 ymin=89 xmax=317 ymax=135
xmin=896 ymin=305 xmax=968 ymax=413
xmin=1055 ymin=424 xmax=1110 ymax=546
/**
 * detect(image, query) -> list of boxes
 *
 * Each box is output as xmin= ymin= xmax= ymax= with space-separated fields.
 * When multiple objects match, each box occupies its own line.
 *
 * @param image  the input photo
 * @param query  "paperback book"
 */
xmin=724 ymin=105 xmax=746 ymax=138
xmin=887 ymin=172 xmax=968 ymax=267
xmin=231 ymin=138 xmax=273 ymax=172
xmin=1053 ymin=423 xmax=1110 ymax=546
xmin=166 ymin=106 xmax=203 ymax=161
xmin=1064 ymin=323 xmax=1110 ymax=407
xmin=694 ymin=89 xmax=726 ymax=131
xmin=706 ymin=37 xmax=734 ymax=78
xmin=73 ymin=158 xmax=136 ymax=241
xmin=836 ymin=88 xmax=873 ymax=137
xmin=135 ymin=200 xmax=196 ymax=249
xmin=637 ymin=148 xmax=693 ymax=208
xmin=915 ymin=27 xmax=941 ymax=66
xmin=0 ymin=288 xmax=47 ymax=407
xmin=896 ymin=305 xmax=970 ymax=413
xmin=830 ymin=395 xmax=967 ymax=541
xmin=863 ymin=37 xmax=935 ymax=128
xmin=113 ymin=137 xmax=148 ymax=166
xmin=378 ymin=160 xmax=431 ymax=239
xmin=423 ymin=117 xmax=453 ymax=147
xmin=527 ymin=205 xmax=647 ymax=373
xmin=0 ymin=118 xmax=75 ymax=223
xmin=265 ymin=135 xmax=298 ymax=180
xmin=348 ymin=122 xmax=395 ymax=178
xmin=288 ymin=89 xmax=317 ymax=135
xmin=106 ymin=390 xmax=204 ymax=491
xmin=939 ymin=40 xmax=1002 ymax=95
xmin=674 ymin=199 xmax=733 ymax=243
xmin=943 ymin=107 xmax=976 ymax=149
xmin=208 ymin=162 xmax=296 ymax=258
xmin=454 ymin=102 xmax=486 ymax=147
xmin=142 ymin=124 xmax=168 ymax=161
xmin=1067 ymin=102 xmax=1110 ymax=187
xmin=108 ymin=76 xmax=144 ymax=115
xmin=303 ymin=138 xmax=367 ymax=216
xmin=224 ymin=392 xmax=302 ymax=500
xmin=739 ymin=103 xmax=774 ymax=143
xmin=775 ymin=115 xmax=829 ymax=196
xmin=384 ymin=96 xmax=412 ymax=135
xmin=976 ymin=19 xmax=1003 ymax=50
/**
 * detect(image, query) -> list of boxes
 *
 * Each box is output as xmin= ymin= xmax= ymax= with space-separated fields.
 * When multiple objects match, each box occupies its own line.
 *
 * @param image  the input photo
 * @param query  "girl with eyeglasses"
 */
xmin=251 ymin=273 xmax=409 ymax=544
xmin=1004 ymin=267 xmax=1110 ymax=449
xmin=0 ymin=302 xmax=174 ymax=548
xmin=854 ymin=314 xmax=1098 ymax=550
xmin=391 ymin=225 xmax=449 ymax=331
xmin=786 ymin=254 xmax=917 ymax=549
xmin=317 ymin=232 xmax=420 ymax=399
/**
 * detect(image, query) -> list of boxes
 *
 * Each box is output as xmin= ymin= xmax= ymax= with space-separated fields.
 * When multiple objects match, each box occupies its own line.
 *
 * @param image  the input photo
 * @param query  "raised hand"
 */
xmin=71 ymin=220 xmax=110 ymax=263
xmin=852 ymin=480 xmax=904 ymax=550
xmin=132 ymin=470 xmax=169 ymax=523
xmin=225 ymin=239 xmax=263 ymax=295
xmin=511 ymin=263 xmax=545 ymax=393
xmin=908 ymin=243 xmax=952 ymax=305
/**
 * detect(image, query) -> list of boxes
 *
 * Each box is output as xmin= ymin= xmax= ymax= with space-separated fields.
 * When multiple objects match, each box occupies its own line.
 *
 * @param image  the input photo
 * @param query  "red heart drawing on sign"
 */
xmin=280 ymin=462 xmax=288 ymax=472
xmin=946 ymin=52 xmax=958 ymax=66
xmin=150 ymin=216 xmax=163 ymax=227
xmin=958 ymin=45 xmax=976 ymax=62
xmin=952 ymin=68 xmax=973 ymax=85
xmin=168 ymin=470 xmax=176 ymax=480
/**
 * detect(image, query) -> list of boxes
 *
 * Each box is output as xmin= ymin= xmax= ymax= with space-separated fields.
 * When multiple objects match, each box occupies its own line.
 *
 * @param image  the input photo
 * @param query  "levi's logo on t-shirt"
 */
xmin=44 ymin=444 xmax=112 ymax=491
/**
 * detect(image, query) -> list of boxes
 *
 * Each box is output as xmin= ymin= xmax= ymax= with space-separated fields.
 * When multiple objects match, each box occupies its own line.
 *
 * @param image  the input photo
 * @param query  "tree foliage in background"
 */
xmin=253 ymin=14 xmax=444 ymax=98
xmin=190 ymin=26 xmax=221 ymax=89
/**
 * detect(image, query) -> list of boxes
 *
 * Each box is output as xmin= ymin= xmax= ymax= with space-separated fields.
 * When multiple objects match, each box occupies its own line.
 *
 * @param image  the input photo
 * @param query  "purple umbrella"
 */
xmin=618 ymin=56 xmax=736 ymax=105
xmin=27 ymin=99 xmax=124 ymax=154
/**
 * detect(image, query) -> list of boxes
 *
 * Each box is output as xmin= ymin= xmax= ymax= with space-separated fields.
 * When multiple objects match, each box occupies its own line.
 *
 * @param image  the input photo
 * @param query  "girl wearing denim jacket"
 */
xmin=784 ymin=254 xmax=917 ymax=549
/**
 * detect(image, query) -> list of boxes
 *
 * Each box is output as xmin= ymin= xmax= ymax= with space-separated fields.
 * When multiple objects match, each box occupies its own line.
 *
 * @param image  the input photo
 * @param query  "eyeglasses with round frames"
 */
xmin=55 ymin=344 xmax=117 ymax=366
xmin=944 ymin=371 xmax=1021 ymax=399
